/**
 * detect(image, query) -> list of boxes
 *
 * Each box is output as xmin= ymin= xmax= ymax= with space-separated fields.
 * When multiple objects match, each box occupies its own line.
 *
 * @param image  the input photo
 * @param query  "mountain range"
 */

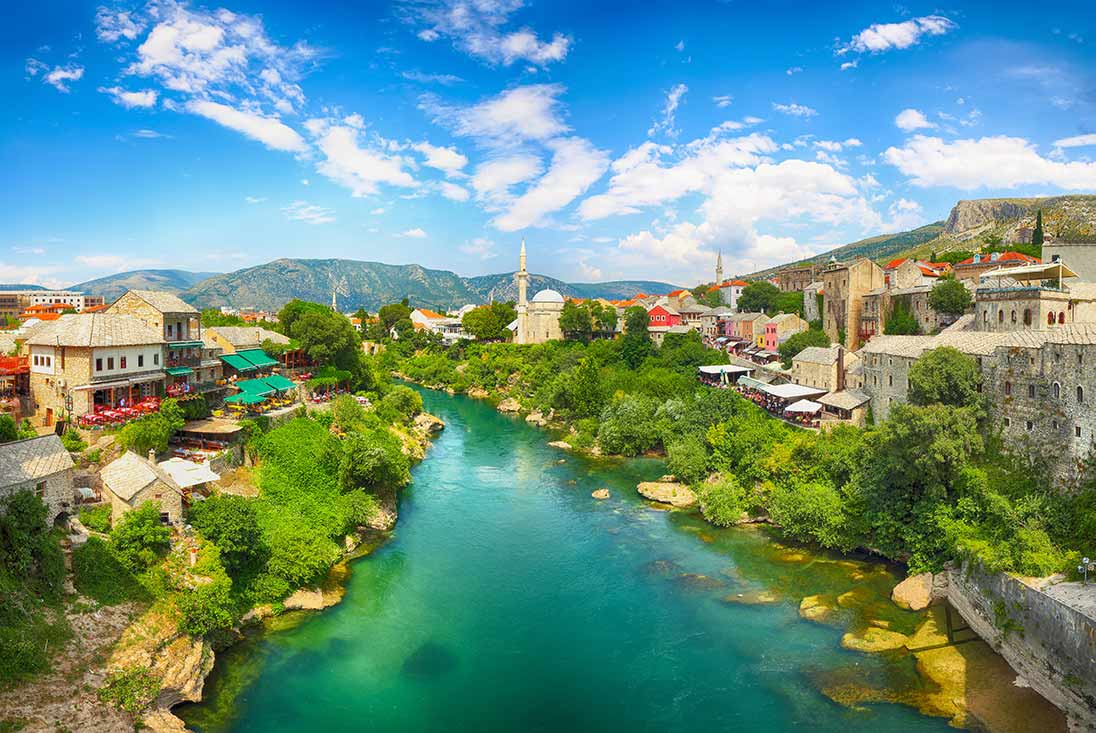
xmin=59 ymin=194 xmax=1096 ymax=311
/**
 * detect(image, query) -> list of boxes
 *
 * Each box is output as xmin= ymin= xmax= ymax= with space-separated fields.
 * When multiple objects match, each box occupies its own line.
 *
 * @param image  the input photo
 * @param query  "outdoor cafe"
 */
xmin=697 ymin=363 xmax=753 ymax=387
xmin=735 ymin=375 xmax=827 ymax=426
xmin=221 ymin=374 xmax=299 ymax=417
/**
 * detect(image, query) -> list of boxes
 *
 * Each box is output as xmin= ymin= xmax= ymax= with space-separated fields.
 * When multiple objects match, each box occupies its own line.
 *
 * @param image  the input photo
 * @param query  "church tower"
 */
xmin=515 ymin=239 xmax=529 ymax=344
xmin=715 ymin=251 xmax=724 ymax=287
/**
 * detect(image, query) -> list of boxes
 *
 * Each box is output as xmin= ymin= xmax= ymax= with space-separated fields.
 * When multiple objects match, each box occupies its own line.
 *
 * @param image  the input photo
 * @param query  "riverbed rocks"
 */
xmin=548 ymin=440 xmax=572 ymax=450
xmin=840 ymin=627 xmax=910 ymax=653
xmin=525 ymin=410 xmax=549 ymax=426
xmin=413 ymin=412 xmax=445 ymax=434
xmin=284 ymin=585 xmax=345 ymax=611
xmin=591 ymin=488 xmax=610 ymax=500
xmin=891 ymin=572 xmax=948 ymax=611
xmin=466 ymin=386 xmax=489 ymax=399
xmin=799 ymin=594 xmax=840 ymax=623
xmin=636 ymin=480 xmax=697 ymax=508
xmin=722 ymin=589 xmax=780 ymax=605
xmin=496 ymin=397 xmax=521 ymax=413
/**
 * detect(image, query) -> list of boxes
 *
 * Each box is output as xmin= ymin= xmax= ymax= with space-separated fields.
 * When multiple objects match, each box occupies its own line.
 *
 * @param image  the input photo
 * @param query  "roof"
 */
xmin=957 ymin=251 xmax=1039 ymax=266
xmin=768 ymin=313 xmax=800 ymax=325
xmin=698 ymin=364 xmax=752 ymax=375
xmin=729 ymin=312 xmax=765 ymax=322
xmin=414 ymin=308 xmax=446 ymax=320
xmin=649 ymin=304 xmax=680 ymax=315
xmin=0 ymin=434 xmax=75 ymax=487
xmin=667 ymin=289 xmax=688 ymax=297
xmin=157 ymin=457 xmax=219 ymax=489
xmin=120 ymin=290 xmax=199 ymax=315
xmin=739 ymin=376 xmax=828 ymax=400
xmin=785 ymin=399 xmax=823 ymax=413
xmin=980 ymin=261 xmax=1077 ymax=281
xmin=207 ymin=326 xmax=290 ymax=347
xmin=884 ymin=257 xmax=908 ymax=270
xmin=793 ymin=346 xmax=840 ymax=365
xmin=531 ymin=289 xmax=564 ymax=303
xmin=818 ymin=390 xmax=871 ymax=410
xmin=237 ymin=348 xmax=279 ymax=368
xmin=101 ymin=451 xmax=181 ymax=502
xmin=24 ymin=313 xmax=164 ymax=348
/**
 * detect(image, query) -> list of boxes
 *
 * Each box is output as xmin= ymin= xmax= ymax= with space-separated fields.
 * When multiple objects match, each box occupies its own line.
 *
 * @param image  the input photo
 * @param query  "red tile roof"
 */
xmin=415 ymin=308 xmax=446 ymax=320
xmin=884 ymin=257 xmax=908 ymax=270
xmin=957 ymin=251 xmax=1039 ymax=266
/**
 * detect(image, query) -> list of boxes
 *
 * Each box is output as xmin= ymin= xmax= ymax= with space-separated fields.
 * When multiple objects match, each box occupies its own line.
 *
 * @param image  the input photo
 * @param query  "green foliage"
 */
xmin=188 ymin=496 xmax=266 ymax=578
xmin=339 ymin=432 xmax=410 ymax=492
xmin=778 ymin=328 xmax=829 ymax=368
xmin=201 ymin=309 xmax=247 ymax=327
xmin=0 ymin=415 xmax=35 ymax=444
xmin=909 ymin=347 xmax=983 ymax=409
xmin=1032 ymin=209 xmax=1044 ymax=246
xmin=666 ymin=436 xmax=709 ymax=484
xmin=78 ymin=505 xmax=111 ymax=533
xmin=377 ymin=385 xmax=423 ymax=424
xmin=117 ymin=400 xmax=184 ymax=457
xmin=738 ymin=281 xmax=780 ymax=313
xmin=774 ymin=291 xmax=805 ymax=317
xmin=98 ymin=666 xmax=160 ymax=714
xmin=884 ymin=300 xmax=921 ymax=335
xmin=60 ymin=429 xmax=86 ymax=453
xmin=109 ymin=502 xmax=171 ymax=572
xmin=597 ymin=395 xmax=660 ymax=456
xmin=767 ymin=480 xmax=855 ymax=551
xmin=72 ymin=537 xmax=150 ymax=605
xmin=290 ymin=307 xmax=361 ymax=371
xmin=558 ymin=300 xmax=593 ymax=341
xmin=461 ymin=303 xmax=517 ymax=341
xmin=928 ymin=275 xmax=973 ymax=316
xmin=176 ymin=548 xmax=235 ymax=637
xmin=696 ymin=475 xmax=749 ymax=527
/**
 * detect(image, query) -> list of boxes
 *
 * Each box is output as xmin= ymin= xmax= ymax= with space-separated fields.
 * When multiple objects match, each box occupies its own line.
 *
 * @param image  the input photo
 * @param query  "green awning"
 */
xmin=262 ymin=374 xmax=296 ymax=392
xmin=219 ymin=354 xmax=257 ymax=372
xmin=165 ymin=366 xmax=193 ymax=376
xmin=225 ymin=393 xmax=266 ymax=405
xmin=168 ymin=340 xmax=205 ymax=349
xmin=238 ymin=349 xmax=279 ymax=368
xmin=236 ymin=379 xmax=275 ymax=396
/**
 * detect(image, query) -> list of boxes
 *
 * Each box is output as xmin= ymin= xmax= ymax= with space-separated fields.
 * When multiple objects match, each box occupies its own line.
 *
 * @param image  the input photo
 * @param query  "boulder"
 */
xmin=636 ymin=481 xmax=697 ymax=508
xmin=548 ymin=440 xmax=572 ymax=450
xmin=284 ymin=586 xmax=343 ymax=611
xmin=413 ymin=412 xmax=445 ymax=433
xmin=841 ymin=627 xmax=910 ymax=653
xmin=496 ymin=397 xmax=521 ymax=413
xmin=591 ymin=489 xmax=610 ymax=500
xmin=108 ymin=607 xmax=214 ymax=711
xmin=892 ymin=572 xmax=937 ymax=611
xmin=525 ymin=411 xmax=549 ymax=427
xmin=467 ymin=386 xmax=489 ymax=399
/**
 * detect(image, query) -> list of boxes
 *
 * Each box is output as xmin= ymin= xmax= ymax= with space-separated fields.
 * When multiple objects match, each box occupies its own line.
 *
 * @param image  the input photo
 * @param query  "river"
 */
xmin=179 ymin=388 xmax=1043 ymax=732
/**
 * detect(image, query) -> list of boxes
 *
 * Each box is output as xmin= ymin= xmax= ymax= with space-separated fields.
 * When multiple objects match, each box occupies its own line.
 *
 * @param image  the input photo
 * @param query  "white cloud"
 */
xmin=26 ymin=59 xmax=84 ymax=92
xmin=370 ymin=207 xmax=386 ymax=215
xmin=815 ymin=138 xmax=862 ymax=152
xmin=460 ymin=237 xmax=497 ymax=259
xmin=405 ymin=0 xmax=571 ymax=67
xmin=400 ymin=228 xmax=427 ymax=238
xmin=305 ymin=119 xmax=418 ymax=197
xmin=413 ymin=141 xmax=468 ymax=176
xmin=1053 ymin=133 xmax=1096 ymax=149
xmin=648 ymin=83 xmax=688 ymax=139
xmin=12 ymin=246 xmax=46 ymax=255
xmin=840 ymin=60 xmax=859 ymax=71
xmin=401 ymin=70 xmax=463 ymax=85
xmin=245 ymin=196 xmax=266 ymax=204
xmin=75 ymin=254 xmax=164 ymax=271
xmin=712 ymin=95 xmax=733 ymax=108
xmin=95 ymin=8 xmax=144 ymax=42
xmin=884 ymin=135 xmax=1096 ymax=190
xmin=440 ymin=181 xmax=471 ymax=201
xmin=885 ymin=198 xmax=926 ymax=230
xmin=895 ymin=108 xmax=935 ymax=132
xmin=772 ymin=102 xmax=817 ymax=118
xmin=471 ymin=155 xmax=543 ymax=203
xmin=839 ymin=15 xmax=957 ymax=55
xmin=282 ymin=200 xmax=336 ymax=224
xmin=422 ymin=84 xmax=569 ymax=147
xmin=786 ymin=66 xmax=803 ymax=75
xmin=100 ymin=86 xmax=158 ymax=108
xmin=131 ymin=129 xmax=169 ymax=139
xmin=187 ymin=100 xmax=307 ymax=152
xmin=493 ymin=137 xmax=609 ymax=231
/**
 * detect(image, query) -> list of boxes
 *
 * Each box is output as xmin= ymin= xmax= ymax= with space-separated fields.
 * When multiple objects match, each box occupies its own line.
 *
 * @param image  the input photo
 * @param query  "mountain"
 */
xmin=0 ymin=283 xmax=47 ymax=291
xmin=71 ymin=269 xmax=219 ymax=302
xmin=181 ymin=259 xmax=682 ymax=312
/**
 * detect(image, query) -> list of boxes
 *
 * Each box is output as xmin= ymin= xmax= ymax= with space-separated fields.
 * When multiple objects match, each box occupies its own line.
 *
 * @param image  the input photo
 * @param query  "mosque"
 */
xmin=512 ymin=240 xmax=564 ymax=344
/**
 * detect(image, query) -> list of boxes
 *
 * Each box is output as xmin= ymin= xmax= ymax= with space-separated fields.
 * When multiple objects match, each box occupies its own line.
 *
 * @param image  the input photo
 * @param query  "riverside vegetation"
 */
xmin=386 ymin=305 xmax=1095 ymax=579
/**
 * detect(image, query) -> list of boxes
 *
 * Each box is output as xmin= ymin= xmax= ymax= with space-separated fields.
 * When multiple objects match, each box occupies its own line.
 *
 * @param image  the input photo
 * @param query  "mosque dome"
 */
xmin=530 ymin=289 xmax=564 ymax=304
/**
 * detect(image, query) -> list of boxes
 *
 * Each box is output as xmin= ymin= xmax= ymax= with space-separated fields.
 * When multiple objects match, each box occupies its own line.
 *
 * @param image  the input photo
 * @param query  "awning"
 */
xmin=219 ymin=353 xmax=257 ymax=372
xmin=980 ymin=261 xmax=1074 ymax=281
xmin=165 ymin=366 xmax=193 ymax=376
xmin=158 ymin=457 xmax=220 ymax=488
xmin=225 ymin=393 xmax=266 ymax=405
xmin=785 ymin=399 xmax=823 ymax=414
xmin=74 ymin=373 xmax=164 ymax=391
xmin=168 ymin=340 xmax=205 ymax=349
xmin=698 ymin=364 xmax=752 ymax=376
xmin=262 ymin=374 xmax=296 ymax=391
xmin=235 ymin=379 xmax=275 ymax=396
xmin=238 ymin=349 xmax=279 ymax=368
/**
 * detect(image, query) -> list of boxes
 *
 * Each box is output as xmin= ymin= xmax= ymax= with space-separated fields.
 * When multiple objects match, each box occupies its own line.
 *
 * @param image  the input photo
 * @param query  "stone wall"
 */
xmin=947 ymin=564 xmax=1096 ymax=732
xmin=0 ymin=468 xmax=74 ymax=524
xmin=860 ymin=350 xmax=917 ymax=422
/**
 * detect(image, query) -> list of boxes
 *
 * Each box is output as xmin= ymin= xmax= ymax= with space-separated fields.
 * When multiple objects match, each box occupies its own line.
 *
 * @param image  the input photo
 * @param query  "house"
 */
xmin=648 ymin=304 xmax=682 ymax=329
xmin=0 ymin=434 xmax=75 ymax=523
xmin=763 ymin=313 xmax=808 ymax=352
xmin=776 ymin=264 xmax=821 ymax=293
xmin=649 ymin=324 xmax=691 ymax=347
xmin=822 ymin=258 xmax=885 ymax=350
xmin=0 ymin=290 xmax=103 ymax=319
xmin=205 ymin=326 xmax=304 ymax=373
xmin=803 ymin=281 xmax=823 ymax=322
xmin=885 ymin=259 xmax=950 ymax=288
xmin=699 ymin=306 xmax=734 ymax=338
xmin=817 ymin=390 xmax=871 ymax=427
xmin=100 ymin=450 xmax=185 ymax=525
xmin=410 ymin=307 xmax=472 ymax=344
xmin=790 ymin=345 xmax=860 ymax=393
xmin=725 ymin=312 xmax=767 ymax=342
xmin=25 ymin=313 xmax=166 ymax=425
xmin=677 ymin=302 xmax=711 ymax=331
xmin=410 ymin=308 xmax=448 ymax=329
xmin=708 ymin=279 xmax=749 ymax=310
xmin=952 ymin=251 xmax=1039 ymax=282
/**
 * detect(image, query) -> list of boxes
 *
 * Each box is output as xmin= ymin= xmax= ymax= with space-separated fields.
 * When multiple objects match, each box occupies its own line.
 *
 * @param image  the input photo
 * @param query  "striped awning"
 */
xmin=238 ymin=349 xmax=279 ymax=368
xmin=219 ymin=353 xmax=257 ymax=372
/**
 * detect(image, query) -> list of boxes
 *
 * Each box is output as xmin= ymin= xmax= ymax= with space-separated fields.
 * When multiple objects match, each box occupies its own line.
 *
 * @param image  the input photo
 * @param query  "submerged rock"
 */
xmin=641 ymin=559 xmax=683 ymax=577
xmin=283 ymin=585 xmax=344 ymax=611
xmin=548 ymin=440 xmax=572 ymax=450
xmin=676 ymin=573 xmax=725 ymax=590
xmin=592 ymin=489 xmax=610 ymax=500
xmin=799 ymin=594 xmax=839 ymax=624
xmin=721 ymin=589 xmax=780 ymax=605
xmin=841 ymin=627 xmax=910 ymax=653
xmin=466 ymin=386 xmax=489 ymax=399
xmin=525 ymin=410 xmax=549 ymax=426
xmin=413 ymin=413 xmax=445 ymax=434
xmin=636 ymin=481 xmax=697 ymax=508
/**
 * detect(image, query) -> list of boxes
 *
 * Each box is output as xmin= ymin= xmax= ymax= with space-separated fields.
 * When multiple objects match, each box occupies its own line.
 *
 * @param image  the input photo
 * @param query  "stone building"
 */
xmin=0 ymin=434 xmax=75 ymax=523
xmin=790 ymin=345 xmax=860 ymax=393
xmin=802 ymin=281 xmax=823 ymax=323
xmin=25 ymin=313 xmax=166 ymax=425
xmin=951 ymin=251 xmax=1039 ymax=282
xmin=1043 ymin=239 xmax=1096 ymax=283
xmin=974 ymin=263 xmax=1096 ymax=332
xmin=763 ymin=312 xmax=807 ymax=351
xmin=699 ymin=306 xmax=733 ymax=338
xmin=100 ymin=450 xmax=185 ymax=525
xmin=513 ymin=241 xmax=564 ymax=344
xmin=822 ymin=258 xmax=885 ymax=350
xmin=776 ymin=263 xmax=820 ymax=292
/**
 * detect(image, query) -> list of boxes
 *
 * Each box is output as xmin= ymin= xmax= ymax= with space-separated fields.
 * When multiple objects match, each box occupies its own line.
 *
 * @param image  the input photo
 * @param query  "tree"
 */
xmin=567 ymin=357 xmax=604 ymax=418
xmin=188 ymin=495 xmax=266 ymax=578
xmin=277 ymin=299 xmax=331 ymax=335
xmin=0 ymin=415 xmax=35 ymax=444
xmin=928 ymin=276 xmax=972 ymax=316
xmin=290 ymin=308 xmax=361 ymax=371
xmin=666 ymin=436 xmax=709 ymax=484
xmin=778 ymin=328 xmax=829 ymax=368
xmin=1032 ymin=209 xmax=1044 ymax=246
xmin=908 ymin=346 xmax=982 ymax=409
xmin=461 ymin=303 xmax=516 ymax=341
xmin=620 ymin=306 xmax=653 ymax=368
xmin=695 ymin=474 xmax=749 ymax=527
xmin=110 ymin=502 xmax=171 ymax=572
xmin=884 ymin=300 xmax=921 ymax=335
xmin=737 ymin=281 xmax=781 ymax=313
xmin=590 ymin=302 xmax=618 ymax=334
xmin=559 ymin=301 xmax=594 ymax=341
xmin=339 ymin=433 xmax=411 ymax=492
xmin=377 ymin=385 xmax=423 ymax=424
xmin=377 ymin=302 xmax=413 ymax=332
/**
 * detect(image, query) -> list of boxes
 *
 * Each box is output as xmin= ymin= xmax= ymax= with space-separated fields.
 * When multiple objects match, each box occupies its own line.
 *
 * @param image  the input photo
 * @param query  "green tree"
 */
xmin=928 ymin=275 xmax=973 ymax=316
xmin=884 ymin=300 xmax=921 ymax=335
xmin=277 ymin=299 xmax=331 ymax=335
xmin=591 ymin=302 xmax=618 ymax=334
xmin=778 ymin=328 xmax=829 ymax=368
xmin=695 ymin=474 xmax=749 ymax=527
xmin=290 ymin=308 xmax=361 ymax=370
xmin=339 ymin=433 xmax=411 ymax=492
xmin=908 ymin=346 xmax=982 ymax=409
xmin=377 ymin=301 xmax=413 ymax=332
xmin=559 ymin=301 xmax=594 ymax=341
xmin=461 ymin=303 xmax=516 ymax=341
xmin=568 ymin=357 xmax=604 ymax=418
xmin=620 ymin=306 xmax=653 ymax=368
xmin=1032 ymin=209 xmax=1044 ymax=246
xmin=110 ymin=502 xmax=171 ymax=572
xmin=377 ymin=385 xmax=423 ymax=424
xmin=666 ymin=435 xmax=710 ymax=484
xmin=737 ymin=281 xmax=780 ymax=313
xmin=188 ymin=495 xmax=266 ymax=578
xmin=200 ymin=309 xmax=247 ymax=327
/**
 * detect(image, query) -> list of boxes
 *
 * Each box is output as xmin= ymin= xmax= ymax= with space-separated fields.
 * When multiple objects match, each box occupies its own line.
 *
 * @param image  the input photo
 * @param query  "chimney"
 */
xmin=148 ymin=448 xmax=157 ymax=464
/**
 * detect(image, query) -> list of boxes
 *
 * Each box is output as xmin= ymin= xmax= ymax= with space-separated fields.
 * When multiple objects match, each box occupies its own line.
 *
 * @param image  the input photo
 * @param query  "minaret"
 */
xmin=715 ymin=250 xmax=724 ymax=286
xmin=515 ymin=238 xmax=529 ymax=344
xmin=331 ymin=288 xmax=337 ymax=311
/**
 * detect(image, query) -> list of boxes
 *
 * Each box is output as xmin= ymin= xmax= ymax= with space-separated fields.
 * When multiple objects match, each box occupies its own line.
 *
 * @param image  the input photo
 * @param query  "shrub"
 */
xmin=596 ymin=395 xmax=660 ymax=456
xmin=695 ymin=475 xmax=749 ymax=527
xmin=768 ymin=480 xmax=855 ymax=551
xmin=666 ymin=436 xmax=710 ymax=484
xmin=188 ymin=495 xmax=266 ymax=579
xmin=377 ymin=385 xmax=424 ymax=425
xmin=109 ymin=502 xmax=171 ymax=572
xmin=77 ymin=505 xmax=111 ymax=533
xmin=339 ymin=433 xmax=410 ymax=492
xmin=60 ymin=429 xmax=86 ymax=453
xmin=72 ymin=537 xmax=149 ymax=605
xmin=177 ymin=573 xmax=234 ymax=636
xmin=98 ymin=666 xmax=160 ymax=714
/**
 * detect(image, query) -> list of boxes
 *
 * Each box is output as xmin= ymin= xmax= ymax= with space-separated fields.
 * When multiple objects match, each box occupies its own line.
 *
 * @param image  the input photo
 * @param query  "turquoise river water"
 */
xmin=179 ymin=388 xmax=963 ymax=732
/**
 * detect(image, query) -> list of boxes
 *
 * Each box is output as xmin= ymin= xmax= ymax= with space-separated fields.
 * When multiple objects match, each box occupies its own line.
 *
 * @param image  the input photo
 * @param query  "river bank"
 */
xmin=177 ymin=387 xmax=1066 ymax=733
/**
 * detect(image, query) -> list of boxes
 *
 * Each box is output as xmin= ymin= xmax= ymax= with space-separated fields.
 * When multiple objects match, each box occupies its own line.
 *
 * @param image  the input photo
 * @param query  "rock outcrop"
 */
xmin=636 ymin=480 xmax=697 ymax=508
xmin=891 ymin=571 xmax=948 ymax=611
xmin=496 ymin=397 xmax=521 ymax=413
xmin=945 ymin=199 xmax=1030 ymax=234
xmin=284 ymin=585 xmax=345 ymax=611
xmin=525 ymin=410 xmax=549 ymax=426
xmin=413 ymin=412 xmax=445 ymax=434
xmin=548 ymin=440 xmax=572 ymax=450
xmin=591 ymin=489 xmax=610 ymax=500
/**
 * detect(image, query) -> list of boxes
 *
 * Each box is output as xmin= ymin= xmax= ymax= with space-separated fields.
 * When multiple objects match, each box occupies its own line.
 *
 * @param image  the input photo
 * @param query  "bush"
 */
xmin=768 ymin=480 xmax=855 ymax=551
xmin=72 ymin=537 xmax=150 ymax=605
xmin=78 ymin=505 xmax=111 ymax=533
xmin=666 ymin=436 xmax=710 ymax=484
xmin=61 ymin=429 xmax=86 ymax=453
xmin=177 ymin=573 xmax=234 ymax=636
xmin=116 ymin=414 xmax=175 ymax=456
xmin=188 ymin=495 xmax=266 ymax=579
xmin=339 ymin=433 xmax=411 ymax=492
xmin=98 ymin=666 xmax=160 ymax=714
xmin=109 ymin=502 xmax=171 ymax=572
xmin=377 ymin=385 xmax=423 ymax=424
xmin=596 ymin=395 xmax=660 ymax=456
xmin=696 ymin=475 xmax=749 ymax=527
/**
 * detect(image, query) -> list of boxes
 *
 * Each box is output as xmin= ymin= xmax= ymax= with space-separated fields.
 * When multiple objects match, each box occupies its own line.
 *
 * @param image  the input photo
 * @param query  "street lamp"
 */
xmin=1080 ymin=557 xmax=1091 ymax=585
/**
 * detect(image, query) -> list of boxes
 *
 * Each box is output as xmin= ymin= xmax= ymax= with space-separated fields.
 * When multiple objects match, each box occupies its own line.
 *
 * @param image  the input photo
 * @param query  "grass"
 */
xmin=72 ymin=538 xmax=151 ymax=606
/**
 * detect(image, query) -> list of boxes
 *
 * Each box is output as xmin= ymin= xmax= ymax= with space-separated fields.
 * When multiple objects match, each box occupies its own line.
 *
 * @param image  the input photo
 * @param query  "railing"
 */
xmin=166 ymin=355 xmax=202 ymax=368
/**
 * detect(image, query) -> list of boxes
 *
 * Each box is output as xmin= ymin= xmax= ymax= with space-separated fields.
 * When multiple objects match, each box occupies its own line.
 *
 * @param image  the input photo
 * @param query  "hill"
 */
xmin=70 ymin=269 xmax=219 ymax=302
xmin=181 ymin=259 xmax=682 ymax=312
xmin=0 ymin=284 xmax=47 ymax=291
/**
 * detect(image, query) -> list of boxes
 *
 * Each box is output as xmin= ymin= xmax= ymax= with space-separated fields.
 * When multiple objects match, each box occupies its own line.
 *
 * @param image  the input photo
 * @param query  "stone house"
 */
xmin=817 ymin=389 xmax=871 ymax=427
xmin=699 ymin=306 xmax=733 ymax=338
xmin=776 ymin=264 xmax=820 ymax=293
xmin=677 ymin=302 xmax=711 ymax=331
xmin=952 ymin=251 xmax=1039 ymax=282
xmin=1043 ymin=239 xmax=1096 ymax=282
xmin=790 ymin=345 xmax=860 ymax=393
xmin=0 ymin=434 xmax=75 ymax=523
xmin=25 ymin=313 xmax=166 ymax=425
xmin=100 ymin=450 xmax=185 ymax=525
xmin=802 ymin=281 xmax=823 ymax=323
xmin=822 ymin=258 xmax=885 ymax=350
xmin=649 ymin=324 xmax=691 ymax=347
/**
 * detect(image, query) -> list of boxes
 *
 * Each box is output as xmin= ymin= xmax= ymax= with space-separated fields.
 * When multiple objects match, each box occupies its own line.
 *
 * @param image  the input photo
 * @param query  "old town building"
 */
xmin=0 ymin=434 xmax=75 ymax=523
xmin=776 ymin=263 xmax=821 ymax=293
xmin=822 ymin=258 xmax=885 ymax=350
xmin=513 ymin=241 xmax=564 ymax=344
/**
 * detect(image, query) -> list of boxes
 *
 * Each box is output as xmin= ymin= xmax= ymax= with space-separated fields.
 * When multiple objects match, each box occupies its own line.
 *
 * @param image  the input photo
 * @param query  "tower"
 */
xmin=331 ymin=288 xmax=337 ymax=311
xmin=515 ymin=238 xmax=529 ymax=344
xmin=715 ymin=251 xmax=724 ymax=287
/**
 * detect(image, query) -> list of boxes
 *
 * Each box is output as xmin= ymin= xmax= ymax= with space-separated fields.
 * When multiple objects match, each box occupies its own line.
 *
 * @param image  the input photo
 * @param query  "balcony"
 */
xmin=166 ymin=354 xmax=202 ymax=369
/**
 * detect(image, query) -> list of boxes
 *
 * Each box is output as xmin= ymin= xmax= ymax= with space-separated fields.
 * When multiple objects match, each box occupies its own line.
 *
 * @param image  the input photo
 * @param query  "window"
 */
xmin=120 ymin=357 xmax=126 ymax=369
xmin=153 ymin=353 xmax=159 ymax=365
xmin=1004 ymin=417 xmax=1011 ymax=427
xmin=1011 ymin=310 xmax=1017 ymax=324
xmin=1077 ymin=425 xmax=1082 ymax=438
xmin=167 ymin=324 xmax=174 ymax=338
xmin=35 ymin=481 xmax=46 ymax=498
xmin=1026 ymin=420 xmax=1033 ymax=432
xmin=1059 ymin=312 xmax=1066 ymax=325
xmin=1052 ymin=419 xmax=1059 ymax=430
xmin=998 ymin=310 xmax=1004 ymax=323
xmin=1028 ymin=384 xmax=1035 ymax=398
xmin=32 ymin=355 xmax=38 ymax=366
xmin=1048 ymin=312 xmax=1055 ymax=326
xmin=1023 ymin=308 xmax=1032 ymax=326
xmin=983 ymin=311 xmax=988 ymax=324
xmin=1053 ymin=382 xmax=1061 ymax=399
xmin=138 ymin=354 xmax=144 ymax=368
xmin=107 ymin=357 xmax=114 ymax=370
xmin=1078 ymin=386 xmax=1085 ymax=404
xmin=888 ymin=375 xmax=893 ymax=387
xmin=1005 ymin=381 xmax=1011 ymax=395
xmin=96 ymin=358 xmax=102 ymax=371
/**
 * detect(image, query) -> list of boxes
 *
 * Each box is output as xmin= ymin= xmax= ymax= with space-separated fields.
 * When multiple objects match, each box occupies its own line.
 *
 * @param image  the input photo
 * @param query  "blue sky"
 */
xmin=5 ymin=0 xmax=1096 ymax=288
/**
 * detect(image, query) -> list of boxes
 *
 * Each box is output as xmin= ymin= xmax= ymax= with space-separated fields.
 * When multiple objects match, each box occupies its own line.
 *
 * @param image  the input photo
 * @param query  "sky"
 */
xmin=5 ymin=0 xmax=1096 ymax=289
